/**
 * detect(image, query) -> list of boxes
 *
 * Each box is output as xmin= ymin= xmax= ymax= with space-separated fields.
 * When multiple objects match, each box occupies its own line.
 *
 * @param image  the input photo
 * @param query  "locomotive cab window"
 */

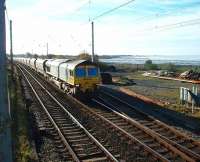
xmin=70 ymin=70 xmax=74 ymax=76
xmin=88 ymin=68 xmax=98 ymax=77
xmin=75 ymin=68 xmax=86 ymax=77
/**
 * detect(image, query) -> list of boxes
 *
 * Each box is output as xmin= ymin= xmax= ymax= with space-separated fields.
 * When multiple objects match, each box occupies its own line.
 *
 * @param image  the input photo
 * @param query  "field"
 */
xmin=112 ymin=71 xmax=200 ymax=118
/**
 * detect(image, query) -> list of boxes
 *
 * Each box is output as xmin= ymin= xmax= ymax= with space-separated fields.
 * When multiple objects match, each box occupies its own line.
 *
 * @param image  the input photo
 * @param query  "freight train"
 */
xmin=14 ymin=57 xmax=101 ymax=97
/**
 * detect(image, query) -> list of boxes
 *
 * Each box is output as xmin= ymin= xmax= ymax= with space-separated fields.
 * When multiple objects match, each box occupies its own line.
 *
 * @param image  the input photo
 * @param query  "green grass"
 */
xmin=113 ymin=70 xmax=200 ymax=118
xmin=8 ymin=69 xmax=35 ymax=162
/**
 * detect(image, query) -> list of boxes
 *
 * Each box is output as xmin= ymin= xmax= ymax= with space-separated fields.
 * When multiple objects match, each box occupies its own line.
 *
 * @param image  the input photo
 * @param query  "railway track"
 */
xmin=18 ymin=64 xmax=160 ymax=161
xmin=18 ymin=65 xmax=119 ymax=162
xmin=19 ymin=64 xmax=164 ymax=161
xmin=94 ymin=90 xmax=200 ymax=161
xmin=17 ymin=63 xmax=200 ymax=162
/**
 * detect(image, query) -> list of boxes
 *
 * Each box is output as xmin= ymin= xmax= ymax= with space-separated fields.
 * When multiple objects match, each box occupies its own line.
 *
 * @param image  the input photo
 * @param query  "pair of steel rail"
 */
xmin=17 ymin=64 xmax=200 ymax=162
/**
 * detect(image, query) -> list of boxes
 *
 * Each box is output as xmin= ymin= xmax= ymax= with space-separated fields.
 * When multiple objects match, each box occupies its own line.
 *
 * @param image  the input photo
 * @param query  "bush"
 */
xmin=77 ymin=52 xmax=99 ymax=62
xmin=145 ymin=59 xmax=152 ymax=65
xmin=166 ymin=63 xmax=177 ymax=72
xmin=144 ymin=59 xmax=158 ymax=70
xmin=77 ymin=52 xmax=91 ymax=61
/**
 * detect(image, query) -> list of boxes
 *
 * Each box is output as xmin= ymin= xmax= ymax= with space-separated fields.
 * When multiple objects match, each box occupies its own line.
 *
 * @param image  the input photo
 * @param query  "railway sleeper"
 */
xmin=57 ymin=147 xmax=70 ymax=155
xmin=191 ymin=146 xmax=200 ymax=154
xmin=120 ymin=125 xmax=135 ymax=130
xmin=68 ymin=137 xmax=89 ymax=143
xmin=176 ymin=138 xmax=186 ymax=144
xmin=62 ymin=130 xmax=83 ymax=135
xmin=71 ymin=140 xmax=94 ymax=146
xmin=168 ymin=135 xmax=179 ymax=140
xmin=108 ymin=118 xmax=125 ymax=123
xmin=143 ymin=122 xmax=157 ymax=127
xmin=114 ymin=122 xmax=130 ymax=128
xmin=156 ymin=130 xmax=173 ymax=137
xmin=163 ymin=153 xmax=180 ymax=161
xmin=182 ymin=142 xmax=197 ymax=149
xmin=45 ymin=126 xmax=54 ymax=132
xmin=48 ymin=129 xmax=58 ymax=135
xmin=77 ymin=150 xmax=103 ymax=158
xmin=73 ymin=146 xmax=99 ymax=153
xmin=48 ymin=110 xmax=64 ymax=114
xmin=138 ymin=136 xmax=156 ymax=144
xmin=141 ymin=138 xmax=155 ymax=144
xmin=56 ymin=144 xmax=66 ymax=150
xmin=148 ymin=125 xmax=162 ymax=129
xmin=52 ymin=116 xmax=67 ymax=120
xmin=72 ymin=142 xmax=97 ymax=148
xmin=59 ymin=124 xmax=78 ymax=129
xmin=156 ymin=148 xmax=169 ymax=154
xmin=136 ymin=120 xmax=152 ymax=125
xmin=59 ymin=125 xmax=80 ymax=129
xmin=130 ymin=130 xmax=143 ymax=136
xmin=147 ymin=142 xmax=161 ymax=149
xmin=152 ymin=127 xmax=167 ymax=133
xmin=54 ymin=139 xmax=64 ymax=146
xmin=54 ymin=119 xmax=69 ymax=124
xmin=65 ymin=134 xmax=88 ymax=140
xmin=98 ymin=113 xmax=116 ymax=118
xmin=82 ymin=156 xmax=109 ymax=162
xmin=56 ymin=122 xmax=73 ymax=127
xmin=79 ymin=152 xmax=107 ymax=161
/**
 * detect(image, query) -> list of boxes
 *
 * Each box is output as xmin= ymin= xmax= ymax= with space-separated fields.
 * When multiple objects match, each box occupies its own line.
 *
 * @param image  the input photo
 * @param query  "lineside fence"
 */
xmin=180 ymin=85 xmax=200 ymax=113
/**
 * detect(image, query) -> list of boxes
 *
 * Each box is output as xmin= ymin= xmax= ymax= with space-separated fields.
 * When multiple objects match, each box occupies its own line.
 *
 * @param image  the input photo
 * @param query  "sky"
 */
xmin=5 ymin=0 xmax=200 ymax=56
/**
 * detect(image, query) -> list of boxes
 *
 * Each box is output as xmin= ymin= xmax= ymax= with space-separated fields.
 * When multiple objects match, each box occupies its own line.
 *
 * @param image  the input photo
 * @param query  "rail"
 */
xmin=17 ymin=64 xmax=118 ymax=162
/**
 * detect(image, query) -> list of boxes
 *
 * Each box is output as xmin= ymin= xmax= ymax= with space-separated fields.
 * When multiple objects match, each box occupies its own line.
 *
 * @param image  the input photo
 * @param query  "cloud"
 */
xmin=6 ymin=0 xmax=200 ymax=55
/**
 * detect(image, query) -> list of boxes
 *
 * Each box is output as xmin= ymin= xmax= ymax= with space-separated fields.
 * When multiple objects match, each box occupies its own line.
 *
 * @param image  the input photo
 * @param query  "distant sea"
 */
xmin=100 ymin=55 xmax=200 ymax=66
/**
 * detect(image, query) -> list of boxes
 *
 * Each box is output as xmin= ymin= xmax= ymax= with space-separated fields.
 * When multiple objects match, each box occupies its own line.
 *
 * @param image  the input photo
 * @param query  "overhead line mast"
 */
xmin=0 ymin=0 xmax=12 ymax=161
xmin=91 ymin=21 xmax=94 ymax=62
xmin=10 ymin=20 xmax=13 ymax=79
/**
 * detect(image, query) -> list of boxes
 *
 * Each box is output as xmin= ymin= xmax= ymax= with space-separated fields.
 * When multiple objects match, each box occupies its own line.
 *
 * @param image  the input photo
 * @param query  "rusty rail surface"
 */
xmin=18 ymin=64 xmax=170 ymax=161
xmin=97 ymin=90 xmax=200 ymax=161
xmin=18 ymin=63 xmax=199 ymax=162
xmin=18 ymin=64 xmax=118 ymax=162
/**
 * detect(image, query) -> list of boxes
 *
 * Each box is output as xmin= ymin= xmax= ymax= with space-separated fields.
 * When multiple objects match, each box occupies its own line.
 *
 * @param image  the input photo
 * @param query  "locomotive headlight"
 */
xmin=76 ymin=84 xmax=80 ymax=87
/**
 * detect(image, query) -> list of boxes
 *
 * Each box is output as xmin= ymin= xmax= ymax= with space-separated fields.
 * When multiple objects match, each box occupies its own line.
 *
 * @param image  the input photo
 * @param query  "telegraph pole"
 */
xmin=91 ymin=21 xmax=94 ymax=62
xmin=10 ymin=20 xmax=13 ymax=79
xmin=0 ymin=1 xmax=12 ymax=162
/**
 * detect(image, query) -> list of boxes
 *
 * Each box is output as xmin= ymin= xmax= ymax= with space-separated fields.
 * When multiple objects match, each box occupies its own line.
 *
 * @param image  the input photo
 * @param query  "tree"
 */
xmin=25 ymin=52 xmax=32 ymax=58
xmin=77 ymin=52 xmax=99 ymax=62
xmin=77 ymin=52 xmax=91 ymax=61
xmin=165 ymin=63 xmax=177 ymax=72
xmin=145 ymin=59 xmax=152 ymax=65
xmin=33 ymin=54 xmax=38 ymax=59
xmin=144 ymin=59 xmax=158 ymax=70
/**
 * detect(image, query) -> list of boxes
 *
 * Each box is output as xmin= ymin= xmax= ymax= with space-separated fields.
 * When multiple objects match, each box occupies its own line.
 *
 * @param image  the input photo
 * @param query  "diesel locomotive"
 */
xmin=15 ymin=57 xmax=101 ymax=97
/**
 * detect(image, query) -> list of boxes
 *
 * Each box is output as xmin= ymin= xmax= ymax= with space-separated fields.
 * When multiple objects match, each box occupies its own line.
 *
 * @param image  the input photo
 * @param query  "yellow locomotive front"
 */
xmin=67 ymin=60 xmax=101 ymax=96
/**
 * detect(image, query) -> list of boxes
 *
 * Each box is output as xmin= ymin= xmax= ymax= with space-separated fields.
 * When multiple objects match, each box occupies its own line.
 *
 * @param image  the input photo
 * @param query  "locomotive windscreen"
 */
xmin=75 ymin=68 xmax=86 ymax=77
xmin=88 ymin=68 xmax=98 ymax=77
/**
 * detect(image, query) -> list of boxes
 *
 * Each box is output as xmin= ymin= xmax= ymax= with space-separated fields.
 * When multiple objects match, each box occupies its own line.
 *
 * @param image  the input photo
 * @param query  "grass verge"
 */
xmin=8 ymin=69 xmax=35 ymax=162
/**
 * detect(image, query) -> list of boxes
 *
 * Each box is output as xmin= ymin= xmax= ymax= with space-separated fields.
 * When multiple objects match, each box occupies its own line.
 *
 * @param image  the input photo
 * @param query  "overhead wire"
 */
xmin=6 ymin=0 xmax=199 ymax=53
xmin=91 ymin=0 xmax=136 ymax=21
xmin=49 ymin=0 xmax=137 ymax=52
xmin=142 ymin=17 xmax=200 ymax=33
xmin=66 ymin=0 xmax=90 ymax=18
xmin=70 ymin=0 xmax=200 ymax=52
